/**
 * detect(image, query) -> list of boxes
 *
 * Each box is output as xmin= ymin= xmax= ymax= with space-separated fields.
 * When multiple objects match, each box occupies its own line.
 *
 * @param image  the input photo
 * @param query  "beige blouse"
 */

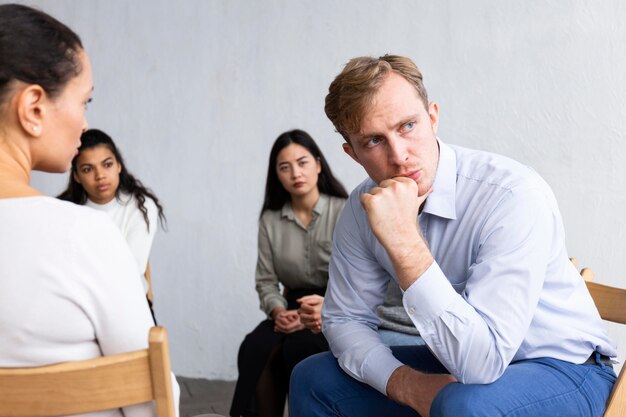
xmin=255 ymin=194 xmax=346 ymax=316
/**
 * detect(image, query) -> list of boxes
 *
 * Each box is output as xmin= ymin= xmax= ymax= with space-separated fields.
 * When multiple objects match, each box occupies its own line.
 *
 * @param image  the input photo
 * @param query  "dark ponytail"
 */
xmin=0 ymin=4 xmax=83 ymax=103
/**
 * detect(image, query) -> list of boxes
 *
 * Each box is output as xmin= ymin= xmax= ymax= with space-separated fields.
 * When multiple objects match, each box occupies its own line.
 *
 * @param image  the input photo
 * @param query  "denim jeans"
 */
xmin=377 ymin=329 xmax=425 ymax=347
xmin=289 ymin=346 xmax=616 ymax=417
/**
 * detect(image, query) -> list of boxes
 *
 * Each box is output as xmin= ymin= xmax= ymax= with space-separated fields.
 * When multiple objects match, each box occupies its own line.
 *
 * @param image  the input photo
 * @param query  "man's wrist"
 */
xmin=387 ymin=365 xmax=457 ymax=416
xmin=387 ymin=235 xmax=434 ymax=290
xmin=386 ymin=365 xmax=414 ymax=404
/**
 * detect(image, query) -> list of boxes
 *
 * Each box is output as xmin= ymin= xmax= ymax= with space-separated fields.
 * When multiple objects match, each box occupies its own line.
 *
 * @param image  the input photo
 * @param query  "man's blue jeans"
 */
xmin=290 ymin=346 xmax=616 ymax=417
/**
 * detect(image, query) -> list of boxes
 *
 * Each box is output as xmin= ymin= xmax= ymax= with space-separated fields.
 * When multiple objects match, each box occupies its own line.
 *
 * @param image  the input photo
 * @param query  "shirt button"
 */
xmin=408 ymin=306 xmax=416 ymax=314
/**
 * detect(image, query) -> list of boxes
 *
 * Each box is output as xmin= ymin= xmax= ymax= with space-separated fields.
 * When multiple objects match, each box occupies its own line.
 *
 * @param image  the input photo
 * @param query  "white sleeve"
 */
xmin=70 ymin=213 xmax=178 ymax=417
xmin=125 ymin=197 xmax=159 ymax=275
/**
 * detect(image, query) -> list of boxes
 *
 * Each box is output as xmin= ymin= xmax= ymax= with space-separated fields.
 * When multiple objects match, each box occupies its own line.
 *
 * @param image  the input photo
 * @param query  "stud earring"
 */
xmin=32 ymin=125 xmax=39 ymax=132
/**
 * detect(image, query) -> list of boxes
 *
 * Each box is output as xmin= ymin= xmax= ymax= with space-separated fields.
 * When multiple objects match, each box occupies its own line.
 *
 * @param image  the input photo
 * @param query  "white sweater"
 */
xmin=85 ymin=194 xmax=159 ymax=273
xmin=0 ymin=196 xmax=178 ymax=417
xmin=86 ymin=193 xmax=158 ymax=293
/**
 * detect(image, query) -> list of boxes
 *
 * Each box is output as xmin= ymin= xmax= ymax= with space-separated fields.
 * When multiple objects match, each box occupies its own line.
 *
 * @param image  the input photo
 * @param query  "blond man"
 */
xmin=289 ymin=55 xmax=616 ymax=417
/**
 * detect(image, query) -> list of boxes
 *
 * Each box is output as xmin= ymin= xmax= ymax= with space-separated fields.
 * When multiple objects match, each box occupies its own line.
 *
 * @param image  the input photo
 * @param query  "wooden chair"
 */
xmin=0 ymin=326 xmax=175 ymax=417
xmin=574 ymin=264 xmax=626 ymax=417
xmin=146 ymin=262 xmax=154 ymax=303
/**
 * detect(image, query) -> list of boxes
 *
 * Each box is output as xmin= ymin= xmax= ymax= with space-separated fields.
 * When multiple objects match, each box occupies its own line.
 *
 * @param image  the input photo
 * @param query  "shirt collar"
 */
xmin=281 ymin=193 xmax=329 ymax=220
xmin=422 ymin=137 xmax=457 ymax=220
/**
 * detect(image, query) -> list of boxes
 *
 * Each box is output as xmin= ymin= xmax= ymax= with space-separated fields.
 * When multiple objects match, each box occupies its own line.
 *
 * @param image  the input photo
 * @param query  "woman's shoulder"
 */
xmin=259 ymin=207 xmax=283 ymax=225
xmin=117 ymin=192 xmax=159 ymax=217
xmin=2 ymin=196 xmax=108 ymax=223
xmin=142 ymin=194 xmax=159 ymax=214
xmin=322 ymin=194 xmax=347 ymax=216
xmin=326 ymin=194 xmax=347 ymax=206
xmin=1 ymin=196 xmax=122 ymax=250
xmin=58 ymin=198 xmax=121 ymax=235
xmin=128 ymin=192 xmax=159 ymax=213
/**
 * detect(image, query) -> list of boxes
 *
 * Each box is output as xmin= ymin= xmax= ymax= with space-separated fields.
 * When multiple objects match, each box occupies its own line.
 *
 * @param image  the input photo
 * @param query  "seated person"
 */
xmin=290 ymin=54 xmax=616 ymax=417
xmin=0 ymin=5 xmax=179 ymax=416
xmin=58 ymin=129 xmax=166 ymax=298
xmin=230 ymin=130 xmax=348 ymax=417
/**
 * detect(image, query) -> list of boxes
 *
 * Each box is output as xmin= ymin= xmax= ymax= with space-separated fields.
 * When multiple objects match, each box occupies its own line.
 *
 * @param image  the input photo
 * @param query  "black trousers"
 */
xmin=229 ymin=288 xmax=328 ymax=417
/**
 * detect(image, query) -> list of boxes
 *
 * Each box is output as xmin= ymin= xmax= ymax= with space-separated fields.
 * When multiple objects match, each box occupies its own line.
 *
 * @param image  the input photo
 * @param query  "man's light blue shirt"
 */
xmin=322 ymin=139 xmax=616 ymax=394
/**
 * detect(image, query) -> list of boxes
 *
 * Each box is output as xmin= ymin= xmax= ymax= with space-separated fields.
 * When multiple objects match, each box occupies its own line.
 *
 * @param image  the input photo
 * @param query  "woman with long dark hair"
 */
xmin=0 ymin=4 xmax=178 ymax=416
xmin=58 ymin=129 xmax=166 ymax=296
xmin=230 ymin=129 xmax=348 ymax=417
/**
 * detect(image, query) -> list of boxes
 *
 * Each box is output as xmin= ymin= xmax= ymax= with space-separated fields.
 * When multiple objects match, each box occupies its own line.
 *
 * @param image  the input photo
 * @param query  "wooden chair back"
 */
xmin=575 ymin=264 xmax=626 ymax=417
xmin=0 ymin=326 xmax=175 ymax=417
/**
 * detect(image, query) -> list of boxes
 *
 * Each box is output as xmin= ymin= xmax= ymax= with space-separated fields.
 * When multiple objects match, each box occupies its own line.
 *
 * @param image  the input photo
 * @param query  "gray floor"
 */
xmin=178 ymin=377 xmax=289 ymax=417
xmin=178 ymin=377 xmax=235 ymax=417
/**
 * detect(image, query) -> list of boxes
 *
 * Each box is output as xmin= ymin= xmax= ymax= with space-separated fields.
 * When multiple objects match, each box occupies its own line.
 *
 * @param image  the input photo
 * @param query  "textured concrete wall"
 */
xmin=18 ymin=0 xmax=626 ymax=379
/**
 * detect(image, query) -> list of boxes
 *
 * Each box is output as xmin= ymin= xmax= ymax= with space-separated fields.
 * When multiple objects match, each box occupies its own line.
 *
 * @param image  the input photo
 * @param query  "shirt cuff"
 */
xmin=264 ymin=296 xmax=287 ymax=317
xmin=402 ymin=262 xmax=458 ymax=324
xmin=360 ymin=344 xmax=405 ymax=395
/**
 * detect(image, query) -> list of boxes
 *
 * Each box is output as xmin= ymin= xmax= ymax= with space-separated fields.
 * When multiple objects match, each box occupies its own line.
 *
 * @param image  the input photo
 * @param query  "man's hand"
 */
xmin=360 ymin=177 xmax=434 ymax=289
xmin=387 ymin=366 xmax=457 ymax=417
xmin=297 ymin=294 xmax=324 ymax=333
xmin=273 ymin=309 xmax=305 ymax=333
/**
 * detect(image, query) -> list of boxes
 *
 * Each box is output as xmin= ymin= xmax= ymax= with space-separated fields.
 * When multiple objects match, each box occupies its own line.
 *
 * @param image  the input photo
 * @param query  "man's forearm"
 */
xmin=386 ymin=232 xmax=434 ymax=291
xmin=358 ymin=176 xmax=434 ymax=290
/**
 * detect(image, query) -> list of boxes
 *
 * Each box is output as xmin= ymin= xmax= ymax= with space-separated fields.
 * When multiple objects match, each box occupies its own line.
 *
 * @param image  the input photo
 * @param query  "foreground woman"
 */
xmin=0 ymin=4 xmax=178 ymax=416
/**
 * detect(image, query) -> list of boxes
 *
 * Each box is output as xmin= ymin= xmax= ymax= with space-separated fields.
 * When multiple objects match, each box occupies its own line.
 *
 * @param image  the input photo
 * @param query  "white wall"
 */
xmin=15 ymin=0 xmax=626 ymax=379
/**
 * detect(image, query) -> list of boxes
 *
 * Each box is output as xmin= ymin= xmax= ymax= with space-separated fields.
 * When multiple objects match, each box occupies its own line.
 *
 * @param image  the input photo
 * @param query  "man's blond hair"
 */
xmin=324 ymin=55 xmax=429 ymax=141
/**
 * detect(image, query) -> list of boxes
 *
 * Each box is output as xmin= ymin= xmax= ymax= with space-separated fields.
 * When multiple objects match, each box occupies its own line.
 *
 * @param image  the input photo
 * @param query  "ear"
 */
xmin=342 ymin=142 xmax=361 ymax=164
xmin=117 ymin=162 xmax=122 ymax=174
xmin=428 ymin=102 xmax=440 ymax=134
xmin=16 ymin=84 xmax=47 ymax=137
xmin=316 ymin=157 xmax=321 ymax=174
xmin=73 ymin=171 xmax=81 ymax=184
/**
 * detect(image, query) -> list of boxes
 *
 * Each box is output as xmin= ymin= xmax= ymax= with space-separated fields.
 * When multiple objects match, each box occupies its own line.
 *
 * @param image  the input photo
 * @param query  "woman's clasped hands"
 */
xmin=297 ymin=294 xmax=324 ymax=334
xmin=272 ymin=308 xmax=304 ymax=333
xmin=270 ymin=294 xmax=325 ymax=334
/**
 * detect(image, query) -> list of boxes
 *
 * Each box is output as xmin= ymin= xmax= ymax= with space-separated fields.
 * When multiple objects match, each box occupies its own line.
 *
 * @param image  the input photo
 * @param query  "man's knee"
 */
xmin=290 ymin=351 xmax=335 ymax=391
xmin=290 ymin=352 xmax=337 ymax=416
xmin=431 ymin=383 xmax=495 ymax=417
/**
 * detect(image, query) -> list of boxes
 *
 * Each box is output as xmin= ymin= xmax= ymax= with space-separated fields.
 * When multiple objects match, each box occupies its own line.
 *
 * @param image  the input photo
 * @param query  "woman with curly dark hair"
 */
xmin=59 ymin=129 xmax=166 ymax=296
